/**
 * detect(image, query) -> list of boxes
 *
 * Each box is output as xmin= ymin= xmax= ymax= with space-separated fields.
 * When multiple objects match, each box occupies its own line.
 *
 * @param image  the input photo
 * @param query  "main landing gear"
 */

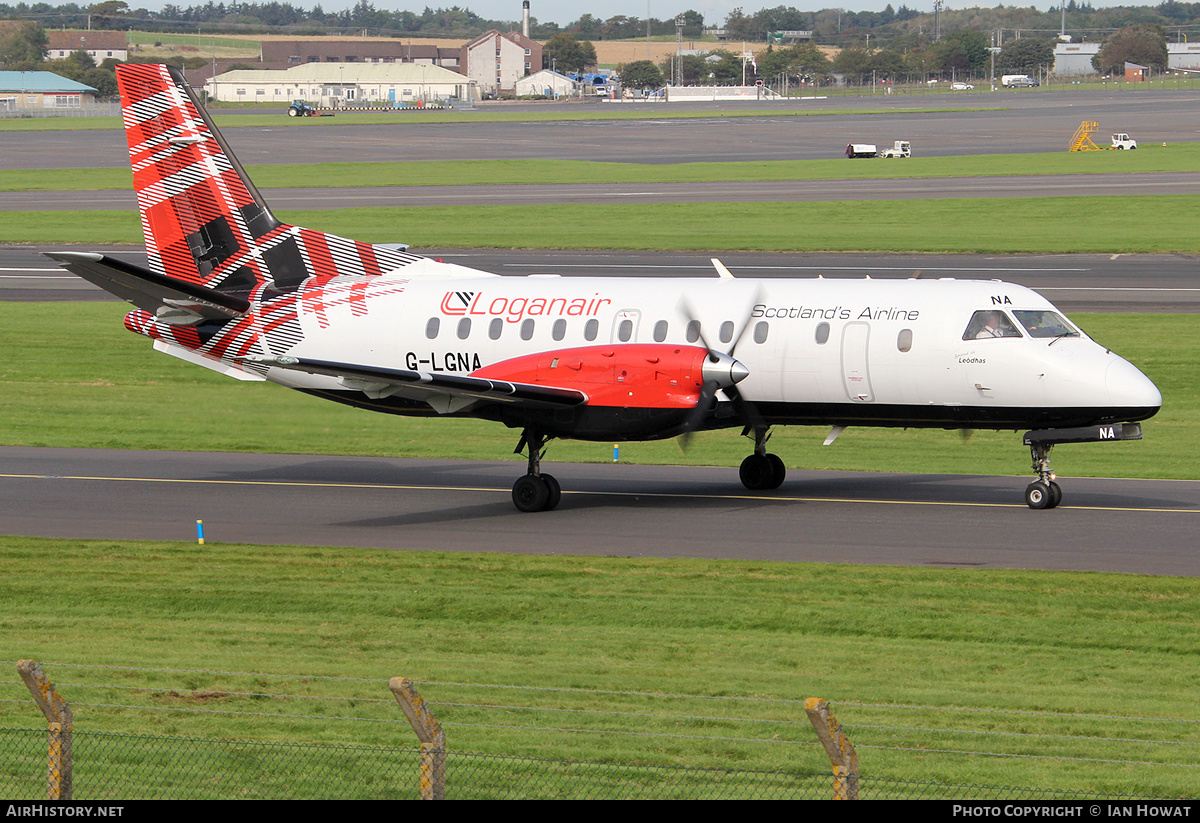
xmin=739 ymin=426 xmax=786 ymax=491
xmin=511 ymin=429 xmax=561 ymax=513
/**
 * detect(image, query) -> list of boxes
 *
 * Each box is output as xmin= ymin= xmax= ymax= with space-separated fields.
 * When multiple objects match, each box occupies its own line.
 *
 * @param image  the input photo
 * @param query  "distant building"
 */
xmin=260 ymin=40 xmax=460 ymax=71
xmin=460 ymin=30 xmax=542 ymax=96
xmin=1053 ymin=42 xmax=1100 ymax=75
xmin=46 ymin=30 xmax=128 ymax=63
xmin=206 ymin=63 xmax=474 ymax=105
xmin=1169 ymin=42 xmax=1200 ymax=70
xmin=1125 ymin=61 xmax=1148 ymax=82
xmin=0 ymin=71 xmax=99 ymax=111
xmin=1055 ymin=42 xmax=1200 ymax=75
xmin=515 ymin=69 xmax=578 ymax=98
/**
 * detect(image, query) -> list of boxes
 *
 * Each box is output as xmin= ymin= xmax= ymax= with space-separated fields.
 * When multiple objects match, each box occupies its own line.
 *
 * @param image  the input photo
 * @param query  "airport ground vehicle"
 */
xmin=879 ymin=140 xmax=911 ymax=158
xmin=845 ymin=143 xmax=878 ymax=158
xmin=950 ymin=82 xmax=974 ymax=90
xmin=1111 ymin=133 xmax=1138 ymax=150
xmin=287 ymin=99 xmax=318 ymax=117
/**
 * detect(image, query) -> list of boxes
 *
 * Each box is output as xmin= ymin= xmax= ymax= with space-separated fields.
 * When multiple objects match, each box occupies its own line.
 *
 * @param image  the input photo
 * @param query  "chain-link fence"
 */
xmin=4 ymin=661 xmax=1194 ymax=800
xmin=4 ymin=727 xmax=1165 ymax=800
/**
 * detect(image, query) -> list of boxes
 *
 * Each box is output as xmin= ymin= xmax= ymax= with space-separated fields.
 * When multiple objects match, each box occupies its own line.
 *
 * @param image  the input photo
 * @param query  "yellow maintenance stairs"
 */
xmin=1069 ymin=121 xmax=1104 ymax=151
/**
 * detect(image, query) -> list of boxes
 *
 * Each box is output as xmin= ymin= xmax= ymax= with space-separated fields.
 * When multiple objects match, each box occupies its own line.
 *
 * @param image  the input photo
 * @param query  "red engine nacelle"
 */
xmin=473 ymin=344 xmax=716 ymax=409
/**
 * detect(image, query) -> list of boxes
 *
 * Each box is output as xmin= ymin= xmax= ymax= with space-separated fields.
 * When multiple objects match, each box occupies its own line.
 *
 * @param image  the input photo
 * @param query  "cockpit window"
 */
xmin=1012 ymin=310 xmax=1079 ymax=340
xmin=963 ymin=310 xmax=1022 ymax=341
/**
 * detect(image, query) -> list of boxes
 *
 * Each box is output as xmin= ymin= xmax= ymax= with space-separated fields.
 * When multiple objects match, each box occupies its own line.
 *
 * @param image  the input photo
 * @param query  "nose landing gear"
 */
xmin=1021 ymin=423 xmax=1145 ymax=510
xmin=1024 ymin=441 xmax=1062 ymax=510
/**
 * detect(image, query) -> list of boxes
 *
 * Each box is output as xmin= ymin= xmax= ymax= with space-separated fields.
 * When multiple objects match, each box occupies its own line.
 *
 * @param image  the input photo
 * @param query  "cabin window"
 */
xmin=584 ymin=318 xmax=599 ymax=341
xmin=457 ymin=318 xmax=471 ymax=340
xmin=719 ymin=320 xmax=735 ymax=344
xmin=617 ymin=319 xmax=633 ymax=342
xmin=1012 ymin=310 xmax=1079 ymax=340
xmin=552 ymin=319 xmax=567 ymax=341
xmin=897 ymin=328 xmax=913 ymax=352
xmin=685 ymin=320 xmax=701 ymax=343
xmin=815 ymin=322 xmax=830 ymax=345
xmin=753 ymin=322 xmax=769 ymax=344
xmin=520 ymin=319 xmax=535 ymax=340
xmin=489 ymin=317 xmax=503 ymax=340
xmin=653 ymin=320 xmax=668 ymax=342
xmin=963 ymin=310 xmax=1021 ymax=341
xmin=425 ymin=317 xmax=440 ymax=339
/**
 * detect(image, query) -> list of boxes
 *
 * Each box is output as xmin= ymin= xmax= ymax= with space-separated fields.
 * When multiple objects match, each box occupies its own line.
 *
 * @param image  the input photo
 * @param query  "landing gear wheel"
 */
xmin=740 ymin=453 xmax=785 ymax=491
xmin=1025 ymin=481 xmax=1051 ymax=510
xmin=766 ymin=453 xmax=786 ymax=489
xmin=1047 ymin=481 xmax=1062 ymax=509
xmin=512 ymin=475 xmax=549 ymax=512
xmin=541 ymin=473 xmax=561 ymax=511
xmin=739 ymin=454 xmax=772 ymax=490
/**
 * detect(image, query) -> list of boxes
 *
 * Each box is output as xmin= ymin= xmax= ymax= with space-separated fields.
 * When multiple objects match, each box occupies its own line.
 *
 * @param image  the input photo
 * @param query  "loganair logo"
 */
xmin=440 ymin=291 xmax=477 ymax=315
xmin=439 ymin=291 xmax=613 ymax=324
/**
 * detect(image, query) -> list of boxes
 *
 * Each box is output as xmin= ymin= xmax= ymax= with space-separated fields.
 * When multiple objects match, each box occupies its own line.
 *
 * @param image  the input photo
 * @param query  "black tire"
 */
xmin=541 ymin=474 xmax=561 ymax=511
xmin=766 ymin=453 xmax=786 ymax=489
xmin=512 ymin=475 xmax=549 ymax=512
xmin=1025 ymin=481 xmax=1051 ymax=510
xmin=739 ymin=454 xmax=773 ymax=490
xmin=1047 ymin=481 xmax=1062 ymax=509
xmin=287 ymin=108 xmax=299 ymax=117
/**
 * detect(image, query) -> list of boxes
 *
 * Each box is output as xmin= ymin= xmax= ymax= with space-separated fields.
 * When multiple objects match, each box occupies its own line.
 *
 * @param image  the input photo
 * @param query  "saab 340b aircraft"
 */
xmin=48 ymin=65 xmax=1161 ymax=512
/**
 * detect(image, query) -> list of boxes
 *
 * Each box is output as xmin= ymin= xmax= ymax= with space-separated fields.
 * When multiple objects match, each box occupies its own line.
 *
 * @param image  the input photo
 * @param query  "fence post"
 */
xmin=804 ymin=697 xmax=858 ymax=800
xmin=17 ymin=660 xmax=73 ymax=801
xmin=389 ymin=677 xmax=446 ymax=800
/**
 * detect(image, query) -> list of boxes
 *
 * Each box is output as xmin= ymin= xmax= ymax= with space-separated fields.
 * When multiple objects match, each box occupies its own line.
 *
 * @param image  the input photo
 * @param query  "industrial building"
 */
xmin=1054 ymin=41 xmax=1200 ymax=75
xmin=206 ymin=63 xmax=474 ymax=105
xmin=0 ymin=71 xmax=99 ymax=111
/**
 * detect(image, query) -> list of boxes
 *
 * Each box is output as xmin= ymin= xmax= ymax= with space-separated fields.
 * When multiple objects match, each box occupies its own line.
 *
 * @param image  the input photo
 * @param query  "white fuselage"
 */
xmin=256 ymin=271 xmax=1161 ymax=435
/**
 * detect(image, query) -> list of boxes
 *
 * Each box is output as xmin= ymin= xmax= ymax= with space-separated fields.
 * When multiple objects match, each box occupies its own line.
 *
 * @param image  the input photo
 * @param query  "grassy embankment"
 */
xmin=4 ymin=143 xmax=1198 ymax=191
xmin=2 ymin=537 xmax=1199 ymax=797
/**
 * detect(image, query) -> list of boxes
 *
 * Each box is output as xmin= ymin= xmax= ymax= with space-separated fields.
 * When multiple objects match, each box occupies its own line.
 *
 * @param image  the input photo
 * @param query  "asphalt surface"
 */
xmin=4 ymin=89 xmax=1199 ymax=170
xmin=3 ymin=447 xmax=1198 ymax=575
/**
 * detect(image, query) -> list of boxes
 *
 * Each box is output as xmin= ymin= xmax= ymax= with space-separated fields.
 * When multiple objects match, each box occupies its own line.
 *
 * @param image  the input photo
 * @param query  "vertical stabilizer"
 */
xmin=116 ymin=64 xmax=415 ymax=294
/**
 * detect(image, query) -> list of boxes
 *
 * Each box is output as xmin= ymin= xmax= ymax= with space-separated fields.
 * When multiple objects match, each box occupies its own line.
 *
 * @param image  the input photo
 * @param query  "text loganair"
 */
xmin=440 ymin=291 xmax=613 ymax=323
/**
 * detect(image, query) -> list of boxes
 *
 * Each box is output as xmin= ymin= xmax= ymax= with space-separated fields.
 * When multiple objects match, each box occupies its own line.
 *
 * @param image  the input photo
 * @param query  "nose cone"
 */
xmin=702 ymin=351 xmax=750 ymax=388
xmin=1106 ymin=357 xmax=1162 ymax=419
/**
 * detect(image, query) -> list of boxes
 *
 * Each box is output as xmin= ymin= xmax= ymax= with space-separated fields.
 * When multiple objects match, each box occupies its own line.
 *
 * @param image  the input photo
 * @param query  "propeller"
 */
xmin=676 ymin=282 xmax=764 ymax=447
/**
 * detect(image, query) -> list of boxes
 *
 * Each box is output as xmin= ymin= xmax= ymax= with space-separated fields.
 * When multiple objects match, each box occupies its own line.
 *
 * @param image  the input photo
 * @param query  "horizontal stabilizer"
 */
xmin=255 ymin=356 xmax=589 ymax=409
xmin=44 ymin=252 xmax=250 ymax=324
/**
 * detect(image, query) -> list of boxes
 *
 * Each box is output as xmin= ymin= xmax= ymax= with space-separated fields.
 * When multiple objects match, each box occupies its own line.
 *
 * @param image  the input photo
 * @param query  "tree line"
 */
xmin=4 ymin=2 xmax=1200 ymax=46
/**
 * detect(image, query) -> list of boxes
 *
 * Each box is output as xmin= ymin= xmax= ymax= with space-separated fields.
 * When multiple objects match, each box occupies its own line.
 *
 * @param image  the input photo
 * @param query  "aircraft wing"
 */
xmin=257 ymin=355 xmax=589 ymax=412
xmin=44 ymin=252 xmax=250 ymax=324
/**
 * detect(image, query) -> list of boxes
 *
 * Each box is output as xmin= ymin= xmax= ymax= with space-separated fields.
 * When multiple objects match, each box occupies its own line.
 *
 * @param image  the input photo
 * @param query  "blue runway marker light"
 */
xmin=196 ymin=520 xmax=205 ymax=545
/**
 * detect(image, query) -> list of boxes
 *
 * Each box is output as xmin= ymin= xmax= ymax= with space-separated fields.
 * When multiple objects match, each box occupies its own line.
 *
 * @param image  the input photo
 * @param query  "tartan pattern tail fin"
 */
xmin=116 ymin=64 xmax=415 ymax=294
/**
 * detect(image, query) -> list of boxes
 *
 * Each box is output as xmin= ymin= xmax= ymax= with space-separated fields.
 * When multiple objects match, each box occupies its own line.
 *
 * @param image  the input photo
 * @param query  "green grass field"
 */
xmin=7 ymin=194 xmax=1200 ymax=254
xmin=3 ymin=145 xmax=1194 ymax=192
xmin=2 ymin=538 xmax=1198 ymax=796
